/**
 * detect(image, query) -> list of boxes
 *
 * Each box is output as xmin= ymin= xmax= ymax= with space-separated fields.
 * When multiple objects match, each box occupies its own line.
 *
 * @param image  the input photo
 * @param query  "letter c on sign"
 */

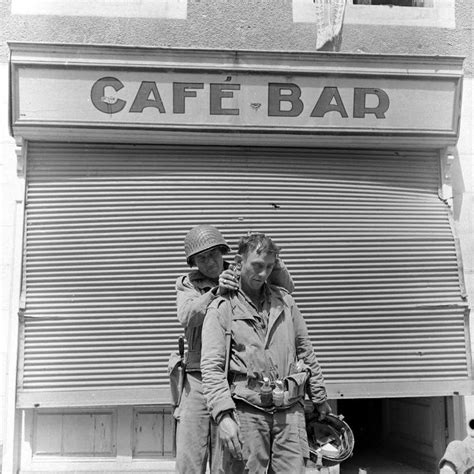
xmin=91 ymin=77 xmax=126 ymax=114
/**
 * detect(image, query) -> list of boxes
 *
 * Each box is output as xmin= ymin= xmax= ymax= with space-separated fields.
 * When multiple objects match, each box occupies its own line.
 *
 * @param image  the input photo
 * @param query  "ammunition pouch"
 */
xmin=284 ymin=370 xmax=310 ymax=404
xmin=230 ymin=370 xmax=310 ymax=409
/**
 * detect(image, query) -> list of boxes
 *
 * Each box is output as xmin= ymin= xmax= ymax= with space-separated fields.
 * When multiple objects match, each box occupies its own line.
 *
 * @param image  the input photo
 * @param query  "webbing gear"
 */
xmin=167 ymin=335 xmax=186 ymax=413
xmin=306 ymin=412 xmax=355 ymax=467
xmin=184 ymin=225 xmax=231 ymax=265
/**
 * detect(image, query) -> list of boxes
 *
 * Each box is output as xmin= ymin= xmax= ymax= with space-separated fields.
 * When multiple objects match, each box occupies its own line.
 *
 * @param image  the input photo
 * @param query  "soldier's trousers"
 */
xmin=220 ymin=400 xmax=309 ymax=474
xmin=175 ymin=372 xmax=218 ymax=474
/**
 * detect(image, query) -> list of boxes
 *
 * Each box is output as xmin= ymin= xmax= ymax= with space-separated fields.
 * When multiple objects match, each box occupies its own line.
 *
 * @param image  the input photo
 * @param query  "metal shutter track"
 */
xmin=23 ymin=144 xmax=469 ymax=391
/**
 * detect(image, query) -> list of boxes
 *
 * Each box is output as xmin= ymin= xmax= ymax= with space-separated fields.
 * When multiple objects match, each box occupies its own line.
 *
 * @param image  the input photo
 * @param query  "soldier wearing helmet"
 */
xmin=175 ymin=225 xmax=294 ymax=474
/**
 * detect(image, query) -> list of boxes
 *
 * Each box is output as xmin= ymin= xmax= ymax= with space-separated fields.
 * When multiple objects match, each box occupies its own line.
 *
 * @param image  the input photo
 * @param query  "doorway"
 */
xmin=338 ymin=397 xmax=447 ymax=473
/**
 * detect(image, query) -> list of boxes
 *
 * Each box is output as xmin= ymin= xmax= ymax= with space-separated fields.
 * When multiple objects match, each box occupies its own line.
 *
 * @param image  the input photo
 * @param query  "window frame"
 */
xmin=293 ymin=0 xmax=455 ymax=29
xmin=352 ymin=0 xmax=433 ymax=6
xmin=344 ymin=0 xmax=455 ymax=28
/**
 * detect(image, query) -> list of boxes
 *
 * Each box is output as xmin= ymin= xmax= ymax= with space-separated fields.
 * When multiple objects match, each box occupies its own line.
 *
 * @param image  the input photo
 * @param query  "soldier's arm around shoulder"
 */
xmin=200 ymin=297 xmax=236 ymax=421
xmin=268 ymin=257 xmax=295 ymax=293
xmin=175 ymin=274 xmax=219 ymax=328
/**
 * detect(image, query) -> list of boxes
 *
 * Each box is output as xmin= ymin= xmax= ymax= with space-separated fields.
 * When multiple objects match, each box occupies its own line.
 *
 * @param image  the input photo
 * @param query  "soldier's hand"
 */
xmin=218 ymin=268 xmax=240 ymax=294
xmin=218 ymin=414 xmax=243 ymax=460
xmin=314 ymin=400 xmax=332 ymax=421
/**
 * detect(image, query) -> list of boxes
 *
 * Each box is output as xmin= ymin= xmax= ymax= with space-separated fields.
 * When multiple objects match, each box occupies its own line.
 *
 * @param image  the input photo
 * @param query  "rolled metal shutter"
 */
xmin=21 ymin=143 xmax=469 ymax=400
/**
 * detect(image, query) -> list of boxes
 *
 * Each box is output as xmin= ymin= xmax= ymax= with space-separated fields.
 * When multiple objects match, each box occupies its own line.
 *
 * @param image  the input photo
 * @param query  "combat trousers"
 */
xmin=175 ymin=372 xmax=218 ymax=474
xmin=220 ymin=400 xmax=309 ymax=474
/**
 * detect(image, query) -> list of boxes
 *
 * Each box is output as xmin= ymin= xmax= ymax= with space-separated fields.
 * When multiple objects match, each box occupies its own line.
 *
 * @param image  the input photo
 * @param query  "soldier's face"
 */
xmin=194 ymin=247 xmax=224 ymax=279
xmin=240 ymin=249 xmax=276 ymax=292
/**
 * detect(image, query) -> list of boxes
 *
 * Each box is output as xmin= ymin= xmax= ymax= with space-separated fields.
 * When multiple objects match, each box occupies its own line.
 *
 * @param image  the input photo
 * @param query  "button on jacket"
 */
xmin=201 ymin=284 xmax=327 ymax=421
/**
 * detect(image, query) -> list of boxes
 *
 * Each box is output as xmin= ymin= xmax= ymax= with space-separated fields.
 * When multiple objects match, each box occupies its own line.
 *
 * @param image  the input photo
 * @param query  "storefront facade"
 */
xmin=3 ymin=42 xmax=471 ymax=472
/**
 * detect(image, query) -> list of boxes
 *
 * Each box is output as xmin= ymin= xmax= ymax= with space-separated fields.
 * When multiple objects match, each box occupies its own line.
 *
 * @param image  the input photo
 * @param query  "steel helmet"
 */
xmin=306 ymin=413 xmax=355 ymax=468
xmin=184 ymin=225 xmax=231 ymax=265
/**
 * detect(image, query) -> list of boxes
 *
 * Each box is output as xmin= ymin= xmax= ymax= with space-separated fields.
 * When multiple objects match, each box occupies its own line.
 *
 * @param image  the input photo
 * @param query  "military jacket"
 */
xmin=201 ymin=284 xmax=327 ymax=421
xmin=176 ymin=260 xmax=294 ymax=372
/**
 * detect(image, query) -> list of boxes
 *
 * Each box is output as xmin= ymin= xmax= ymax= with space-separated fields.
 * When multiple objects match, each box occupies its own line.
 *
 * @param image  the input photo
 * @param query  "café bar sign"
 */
xmin=90 ymin=76 xmax=391 ymax=120
xmin=9 ymin=43 xmax=463 ymax=144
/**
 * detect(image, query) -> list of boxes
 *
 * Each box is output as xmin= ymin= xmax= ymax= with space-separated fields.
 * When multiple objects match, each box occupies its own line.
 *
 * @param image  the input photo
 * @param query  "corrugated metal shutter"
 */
xmin=22 ymin=143 xmax=469 ymax=398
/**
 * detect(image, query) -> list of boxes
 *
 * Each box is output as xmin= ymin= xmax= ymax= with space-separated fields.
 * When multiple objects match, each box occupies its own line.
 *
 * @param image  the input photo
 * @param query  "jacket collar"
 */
xmin=265 ymin=286 xmax=286 ymax=342
xmin=230 ymin=284 xmax=286 ymax=325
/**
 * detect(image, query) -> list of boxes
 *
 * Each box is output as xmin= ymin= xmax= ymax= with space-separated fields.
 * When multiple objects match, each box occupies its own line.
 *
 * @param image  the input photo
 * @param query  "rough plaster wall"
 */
xmin=0 ymin=63 xmax=17 ymax=447
xmin=340 ymin=0 xmax=473 ymax=74
xmin=0 ymin=0 xmax=307 ymax=59
xmin=0 ymin=0 xmax=472 ymax=74
xmin=455 ymin=77 xmax=474 ymax=375
xmin=456 ymin=79 xmax=473 ymax=292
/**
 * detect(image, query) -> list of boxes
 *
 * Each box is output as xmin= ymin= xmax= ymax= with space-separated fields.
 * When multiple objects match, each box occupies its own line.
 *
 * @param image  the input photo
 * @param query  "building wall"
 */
xmin=0 ymin=0 xmax=473 ymax=467
xmin=455 ymin=77 xmax=473 ymax=303
xmin=455 ymin=75 xmax=474 ymax=438
xmin=0 ymin=1 xmax=472 ymax=73
xmin=0 ymin=61 xmax=18 ymax=449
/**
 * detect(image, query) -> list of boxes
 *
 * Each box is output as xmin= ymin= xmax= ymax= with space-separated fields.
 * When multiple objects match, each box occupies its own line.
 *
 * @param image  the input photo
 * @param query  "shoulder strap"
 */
xmin=223 ymin=296 xmax=234 ymax=379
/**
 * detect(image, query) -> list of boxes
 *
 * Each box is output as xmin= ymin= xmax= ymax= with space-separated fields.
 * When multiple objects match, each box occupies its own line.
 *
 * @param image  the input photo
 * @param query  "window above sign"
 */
xmin=352 ymin=0 xmax=433 ymax=6
xmin=293 ymin=0 xmax=454 ymax=28
xmin=345 ymin=0 xmax=455 ymax=28
xmin=11 ymin=0 xmax=187 ymax=19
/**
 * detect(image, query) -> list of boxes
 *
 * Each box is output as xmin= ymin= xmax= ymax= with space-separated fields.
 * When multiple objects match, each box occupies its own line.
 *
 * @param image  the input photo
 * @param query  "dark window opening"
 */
xmin=353 ymin=0 xmax=434 ymax=6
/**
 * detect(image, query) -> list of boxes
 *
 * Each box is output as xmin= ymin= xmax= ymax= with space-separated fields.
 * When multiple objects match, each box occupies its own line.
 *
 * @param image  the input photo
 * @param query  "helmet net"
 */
xmin=184 ymin=225 xmax=230 ymax=265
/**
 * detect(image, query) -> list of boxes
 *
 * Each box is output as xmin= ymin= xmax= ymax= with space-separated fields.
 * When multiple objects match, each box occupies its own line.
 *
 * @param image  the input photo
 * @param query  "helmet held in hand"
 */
xmin=306 ymin=412 xmax=355 ymax=468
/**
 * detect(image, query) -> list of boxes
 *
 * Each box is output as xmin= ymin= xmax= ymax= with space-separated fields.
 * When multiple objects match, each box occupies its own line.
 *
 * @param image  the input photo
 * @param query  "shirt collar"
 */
xmin=232 ymin=283 xmax=284 ymax=317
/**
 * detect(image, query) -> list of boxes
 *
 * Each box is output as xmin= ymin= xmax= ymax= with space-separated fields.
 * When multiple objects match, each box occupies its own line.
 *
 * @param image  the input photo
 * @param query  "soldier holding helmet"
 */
xmin=200 ymin=233 xmax=331 ymax=473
